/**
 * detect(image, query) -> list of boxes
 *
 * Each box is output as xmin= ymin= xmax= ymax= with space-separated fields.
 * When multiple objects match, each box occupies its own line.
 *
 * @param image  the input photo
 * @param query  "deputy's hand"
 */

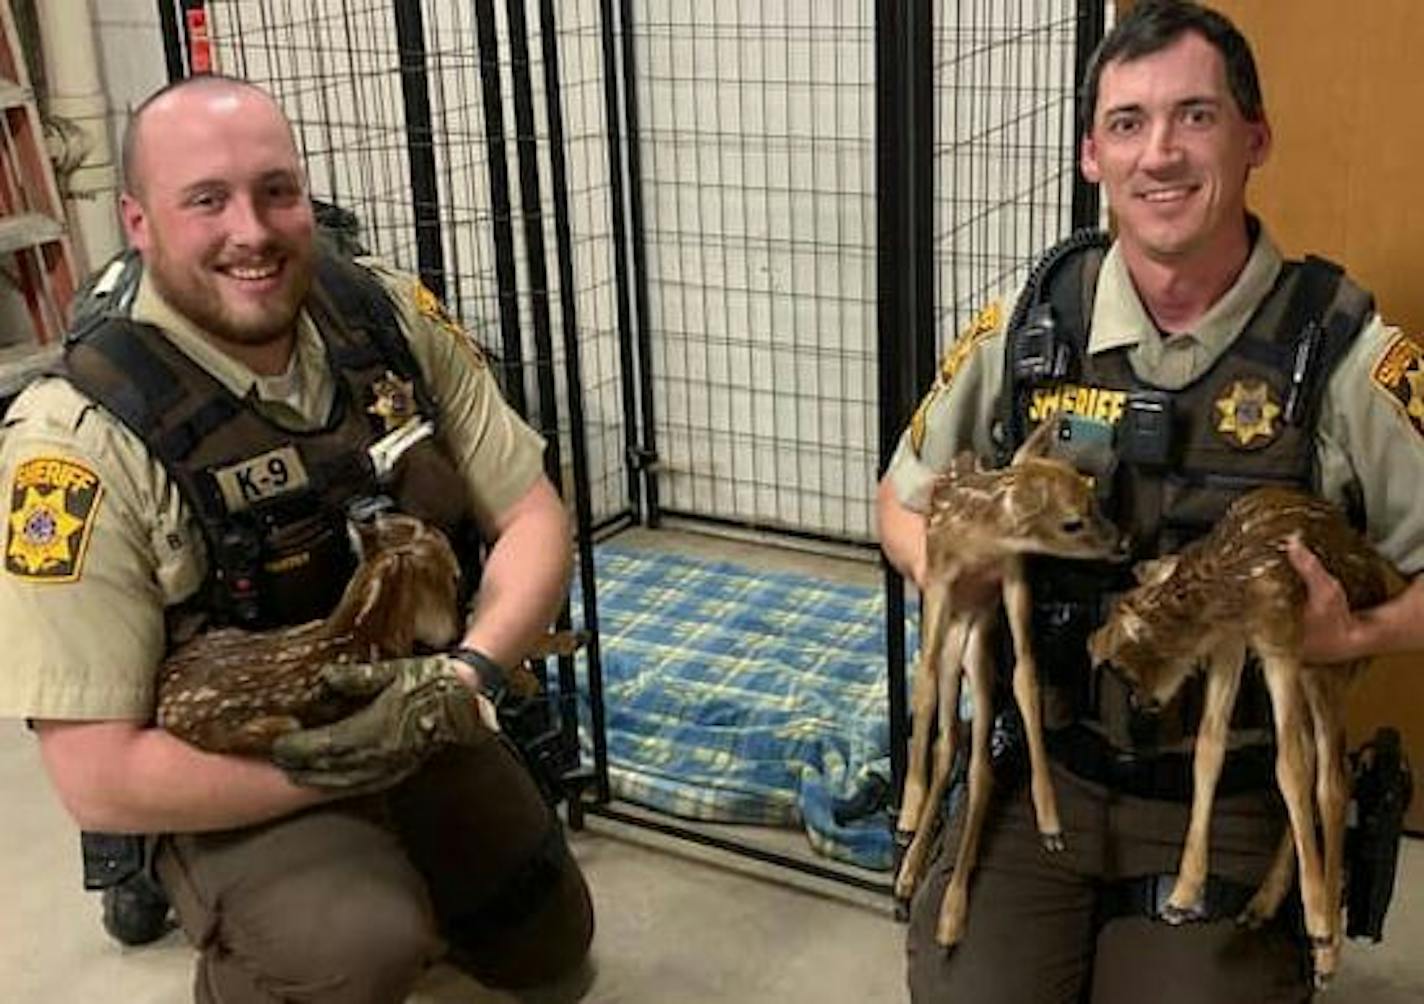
xmin=271 ymin=655 xmax=497 ymax=791
xmin=1286 ymin=535 xmax=1362 ymax=664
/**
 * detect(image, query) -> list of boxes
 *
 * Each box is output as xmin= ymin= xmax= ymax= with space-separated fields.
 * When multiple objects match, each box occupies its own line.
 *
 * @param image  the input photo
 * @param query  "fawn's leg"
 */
xmin=896 ymin=614 xmax=968 ymax=902
xmin=1238 ymin=830 xmax=1296 ymax=929
xmin=898 ymin=582 xmax=950 ymax=838
xmin=1300 ymin=667 xmax=1353 ymax=986
xmin=1260 ymin=655 xmax=1330 ymax=974
xmin=1165 ymin=643 xmax=1245 ymax=922
xmin=1002 ymin=562 xmax=1062 ymax=851
xmin=937 ymin=616 xmax=995 ymax=948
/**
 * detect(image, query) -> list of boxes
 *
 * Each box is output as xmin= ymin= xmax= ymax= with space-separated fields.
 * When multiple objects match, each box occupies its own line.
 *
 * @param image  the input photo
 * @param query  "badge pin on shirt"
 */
xmin=368 ymin=371 xmax=418 ymax=433
xmin=366 ymin=371 xmax=435 ymax=480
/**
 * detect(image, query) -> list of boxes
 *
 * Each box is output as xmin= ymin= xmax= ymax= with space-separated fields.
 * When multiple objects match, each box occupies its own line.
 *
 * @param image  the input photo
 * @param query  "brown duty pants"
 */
xmin=906 ymin=761 xmax=1311 ymax=1004
xmin=156 ymin=736 xmax=594 ymax=1004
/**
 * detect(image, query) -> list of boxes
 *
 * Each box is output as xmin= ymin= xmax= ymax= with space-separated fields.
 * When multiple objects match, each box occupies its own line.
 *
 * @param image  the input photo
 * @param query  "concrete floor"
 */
xmin=3 ymin=528 xmax=1421 ymax=1002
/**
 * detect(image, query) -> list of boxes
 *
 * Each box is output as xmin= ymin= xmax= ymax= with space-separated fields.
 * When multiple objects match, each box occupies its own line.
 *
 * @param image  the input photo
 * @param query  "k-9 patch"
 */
xmin=1371 ymin=333 xmax=1424 ymax=439
xmin=5 ymin=457 xmax=104 ymax=582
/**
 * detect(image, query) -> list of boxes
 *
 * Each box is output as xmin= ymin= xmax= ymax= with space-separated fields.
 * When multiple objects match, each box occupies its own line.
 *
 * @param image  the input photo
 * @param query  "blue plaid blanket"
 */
xmin=570 ymin=542 xmax=916 ymax=871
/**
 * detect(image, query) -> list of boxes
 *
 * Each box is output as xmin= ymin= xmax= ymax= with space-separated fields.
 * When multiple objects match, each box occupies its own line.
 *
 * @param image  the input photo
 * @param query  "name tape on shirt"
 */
xmin=1028 ymin=383 xmax=1129 ymax=425
xmin=5 ymin=457 xmax=104 ymax=582
xmin=1371 ymin=333 xmax=1424 ymax=439
xmin=212 ymin=446 xmax=311 ymax=512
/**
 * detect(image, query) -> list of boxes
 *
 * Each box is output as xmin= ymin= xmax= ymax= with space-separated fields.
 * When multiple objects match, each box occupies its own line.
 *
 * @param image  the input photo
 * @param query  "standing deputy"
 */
xmin=1 ymin=75 xmax=592 ymax=1002
xmin=879 ymin=3 xmax=1424 ymax=1001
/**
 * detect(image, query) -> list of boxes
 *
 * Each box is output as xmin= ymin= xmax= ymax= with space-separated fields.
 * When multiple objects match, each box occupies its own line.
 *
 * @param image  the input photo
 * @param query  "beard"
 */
xmin=145 ymin=241 xmax=315 ymax=350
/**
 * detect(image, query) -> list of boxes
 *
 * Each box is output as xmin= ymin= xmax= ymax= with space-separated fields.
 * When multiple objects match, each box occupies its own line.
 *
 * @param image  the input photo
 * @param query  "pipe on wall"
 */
xmin=35 ymin=0 xmax=122 ymax=273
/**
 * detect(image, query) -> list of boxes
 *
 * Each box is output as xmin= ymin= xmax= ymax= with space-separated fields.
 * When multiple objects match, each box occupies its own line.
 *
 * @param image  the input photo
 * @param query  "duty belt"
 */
xmin=1047 ymin=723 xmax=1275 ymax=802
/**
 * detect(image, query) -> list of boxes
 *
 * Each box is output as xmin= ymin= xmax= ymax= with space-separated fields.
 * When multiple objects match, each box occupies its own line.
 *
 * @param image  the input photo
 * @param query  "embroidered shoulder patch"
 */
xmin=909 ymin=302 xmax=1002 ymax=453
xmin=5 ymin=457 xmax=104 ymax=582
xmin=1371 ymin=333 xmax=1424 ymax=438
xmin=412 ymin=281 xmax=486 ymax=367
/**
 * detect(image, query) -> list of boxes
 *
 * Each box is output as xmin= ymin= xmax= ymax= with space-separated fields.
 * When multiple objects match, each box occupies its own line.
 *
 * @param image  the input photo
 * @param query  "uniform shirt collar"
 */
xmin=131 ymin=272 xmax=333 ymax=425
xmin=1087 ymin=222 xmax=1285 ymax=368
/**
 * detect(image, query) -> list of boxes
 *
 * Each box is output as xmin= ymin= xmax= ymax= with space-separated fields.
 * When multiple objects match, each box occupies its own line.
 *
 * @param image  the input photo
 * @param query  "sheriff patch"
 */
xmin=909 ymin=302 xmax=1002 ymax=453
xmin=1371 ymin=333 xmax=1424 ymax=439
xmin=1214 ymin=378 xmax=1282 ymax=450
xmin=5 ymin=457 xmax=104 ymax=582
xmin=413 ymin=280 xmax=486 ymax=367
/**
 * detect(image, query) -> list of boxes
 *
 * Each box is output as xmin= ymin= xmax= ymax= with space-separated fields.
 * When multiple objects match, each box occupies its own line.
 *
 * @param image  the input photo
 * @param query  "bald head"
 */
xmin=122 ymin=75 xmax=296 ymax=198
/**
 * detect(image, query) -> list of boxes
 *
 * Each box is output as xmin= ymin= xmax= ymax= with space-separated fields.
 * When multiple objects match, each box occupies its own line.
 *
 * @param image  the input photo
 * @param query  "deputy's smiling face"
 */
xmin=121 ymin=85 xmax=315 ymax=353
xmin=1081 ymin=31 xmax=1270 ymax=266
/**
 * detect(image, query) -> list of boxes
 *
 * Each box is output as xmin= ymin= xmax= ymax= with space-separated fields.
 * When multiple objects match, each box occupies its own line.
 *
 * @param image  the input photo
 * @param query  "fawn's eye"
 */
xmin=1062 ymin=518 xmax=1084 ymax=534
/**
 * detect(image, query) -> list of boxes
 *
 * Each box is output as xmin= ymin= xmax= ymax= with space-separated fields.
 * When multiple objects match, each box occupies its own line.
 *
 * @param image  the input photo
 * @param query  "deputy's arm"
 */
xmin=1310 ymin=317 xmax=1424 ymax=662
xmin=877 ymin=475 xmax=929 ymax=587
xmin=367 ymin=264 xmax=573 ymax=673
xmin=875 ymin=302 xmax=1008 ymax=589
xmin=458 ymin=474 xmax=572 ymax=671
xmin=33 ymin=719 xmax=329 ymax=833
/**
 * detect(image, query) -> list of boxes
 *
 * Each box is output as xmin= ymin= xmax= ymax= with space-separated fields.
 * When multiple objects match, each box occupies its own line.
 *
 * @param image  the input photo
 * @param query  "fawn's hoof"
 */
xmin=935 ymin=923 xmax=965 ymax=952
xmin=1235 ymin=900 xmax=1274 ymax=930
xmin=1310 ymin=936 xmax=1338 ymax=990
xmin=1159 ymin=899 xmax=1208 ymax=926
xmin=893 ymin=829 xmax=913 ymax=856
xmin=894 ymin=897 xmax=911 ymax=922
xmin=1040 ymin=830 xmax=1066 ymax=853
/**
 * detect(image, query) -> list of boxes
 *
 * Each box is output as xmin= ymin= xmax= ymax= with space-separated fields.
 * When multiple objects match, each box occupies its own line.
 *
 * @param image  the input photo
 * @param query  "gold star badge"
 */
xmin=368 ymin=371 xmax=418 ymax=432
xmin=5 ymin=458 xmax=104 ymax=582
xmin=1214 ymin=379 xmax=1282 ymax=450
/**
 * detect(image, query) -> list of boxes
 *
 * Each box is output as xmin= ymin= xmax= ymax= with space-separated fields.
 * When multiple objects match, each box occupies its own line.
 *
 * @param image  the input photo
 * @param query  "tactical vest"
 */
xmin=61 ymin=251 xmax=478 ymax=633
xmin=997 ymin=230 xmax=1373 ymax=756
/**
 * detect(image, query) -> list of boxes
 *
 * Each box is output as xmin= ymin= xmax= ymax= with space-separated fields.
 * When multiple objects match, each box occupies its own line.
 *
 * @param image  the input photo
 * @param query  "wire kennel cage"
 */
xmin=158 ymin=0 xmax=1107 ymax=894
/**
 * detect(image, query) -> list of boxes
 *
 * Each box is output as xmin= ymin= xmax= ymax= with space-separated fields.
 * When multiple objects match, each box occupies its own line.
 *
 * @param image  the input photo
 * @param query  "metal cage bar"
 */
xmin=392 ymin=0 xmax=446 ymax=297
xmin=164 ymin=0 xmax=1110 ymax=900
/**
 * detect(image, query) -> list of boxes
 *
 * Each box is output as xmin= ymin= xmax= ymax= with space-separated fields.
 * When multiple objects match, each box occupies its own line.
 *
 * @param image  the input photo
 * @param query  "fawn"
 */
xmin=158 ymin=512 xmax=568 ymax=755
xmin=1088 ymin=487 xmax=1407 ymax=987
xmin=894 ymin=417 xmax=1125 ymax=947
xmin=158 ymin=512 xmax=467 ymax=754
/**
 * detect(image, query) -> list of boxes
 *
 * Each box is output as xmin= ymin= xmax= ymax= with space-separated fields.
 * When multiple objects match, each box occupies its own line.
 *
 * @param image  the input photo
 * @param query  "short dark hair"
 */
xmin=1080 ymin=0 xmax=1264 ymax=135
xmin=120 ymin=74 xmax=277 ymax=196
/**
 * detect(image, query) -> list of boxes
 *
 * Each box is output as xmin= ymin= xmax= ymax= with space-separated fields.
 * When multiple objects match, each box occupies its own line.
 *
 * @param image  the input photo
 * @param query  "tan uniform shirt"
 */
xmin=887 ymin=228 xmax=1424 ymax=576
xmin=0 ymin=262 xmax=545 ymax=720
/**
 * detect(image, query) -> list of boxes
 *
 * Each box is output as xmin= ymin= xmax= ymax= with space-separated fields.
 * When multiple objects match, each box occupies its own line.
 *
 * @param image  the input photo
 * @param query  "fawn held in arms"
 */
xmin=895 ymin=417 xmax=1126 ymax=948
xmin=1089 ymin=487 xmax=1406 ymax=988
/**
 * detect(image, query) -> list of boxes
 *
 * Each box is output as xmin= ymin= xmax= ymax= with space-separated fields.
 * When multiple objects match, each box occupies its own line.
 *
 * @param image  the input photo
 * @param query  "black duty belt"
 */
xmin=1047 ymin=724 xmax=1275 ymax=802
xmin=1097 ymin=872 xmax=1305 ymax=936
xmin=1097 ymin=873 xmax=1256 ymax=927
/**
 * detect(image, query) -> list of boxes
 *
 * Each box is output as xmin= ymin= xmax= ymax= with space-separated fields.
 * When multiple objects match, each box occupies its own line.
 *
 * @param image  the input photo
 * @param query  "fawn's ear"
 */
xmin=1133 ymin=554 xmax=1180 ymax=586
xmin=1012 ymin=416 xmax=1061 ymax=465
xmin=1005 ymin=472 xmax=1051 ymax=523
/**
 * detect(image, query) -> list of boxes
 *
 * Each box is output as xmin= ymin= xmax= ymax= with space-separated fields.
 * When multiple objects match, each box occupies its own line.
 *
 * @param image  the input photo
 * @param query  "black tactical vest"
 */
xmin=997 ymin=229 xmax=1373 ymax=753
xmin=61 ymin=252 xmax=477 ymax=633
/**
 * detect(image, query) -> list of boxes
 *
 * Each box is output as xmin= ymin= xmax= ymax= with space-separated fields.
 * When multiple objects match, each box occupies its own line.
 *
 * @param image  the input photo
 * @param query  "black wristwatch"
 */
xmin=449 ymin=646 xmax=511 ymax=708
